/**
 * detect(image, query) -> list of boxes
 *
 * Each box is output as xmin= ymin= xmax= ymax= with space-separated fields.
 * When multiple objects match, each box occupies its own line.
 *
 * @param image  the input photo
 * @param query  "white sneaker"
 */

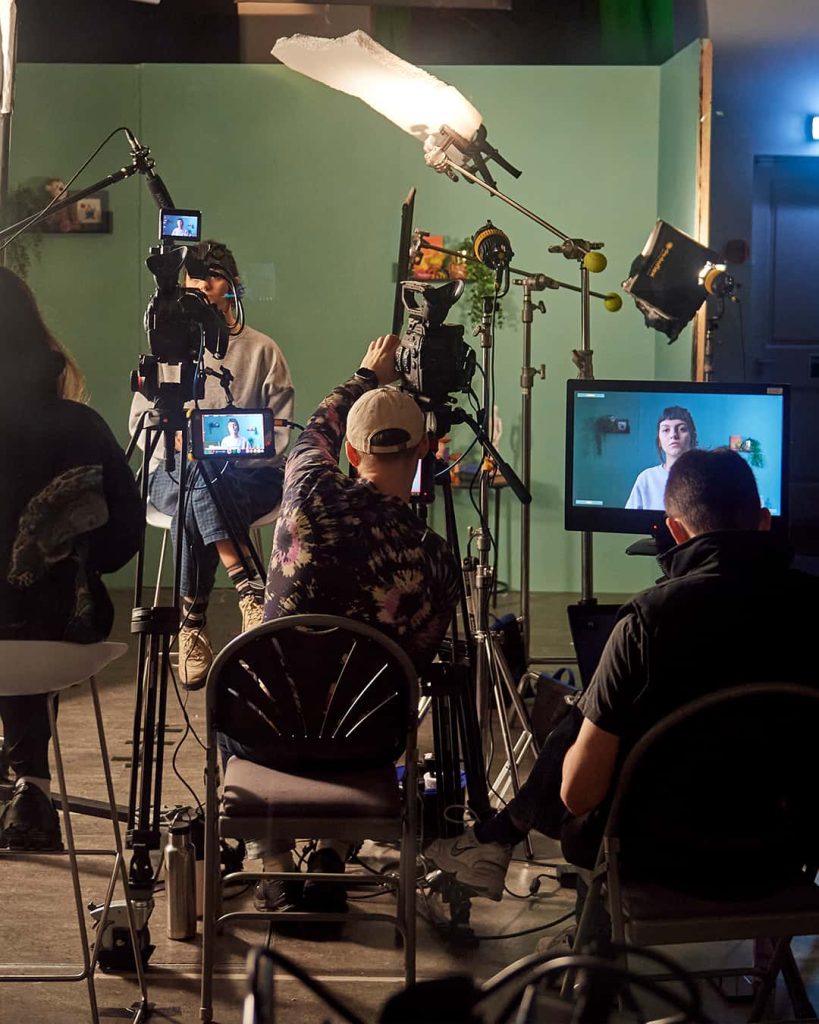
xmin=238 ymin=594 xmax=264 ymax=632
xmin=535 ymin=924 xmax=575 ymax=955
xmin=425 ymin=828 xmax=512 ymax=901
xmin=177 ymin=626 xmax=213 ymax=691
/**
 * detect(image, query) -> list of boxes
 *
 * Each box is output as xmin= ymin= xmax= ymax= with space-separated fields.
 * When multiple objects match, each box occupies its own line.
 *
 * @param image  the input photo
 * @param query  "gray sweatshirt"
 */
xmin=128 ymin=323 xmax=294 ymax=470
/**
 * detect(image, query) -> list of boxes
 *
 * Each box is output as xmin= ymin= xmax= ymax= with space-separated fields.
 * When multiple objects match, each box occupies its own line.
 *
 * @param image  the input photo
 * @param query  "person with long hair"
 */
xmin=625 ymin=405 xmax=698 ymax=510
xmin=0 ymin=268 xmax=142 ymax=850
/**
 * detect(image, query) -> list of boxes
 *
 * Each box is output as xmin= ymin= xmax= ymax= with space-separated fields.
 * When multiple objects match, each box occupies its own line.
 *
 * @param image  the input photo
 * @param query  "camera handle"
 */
xmin=202 ymin=364 xmax=236 ymax=407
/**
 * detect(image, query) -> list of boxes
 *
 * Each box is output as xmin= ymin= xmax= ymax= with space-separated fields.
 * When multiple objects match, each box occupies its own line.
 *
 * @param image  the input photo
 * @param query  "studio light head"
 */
xmin=272 ymin=30 xmax=520 ymax=189
xmin=623 ymin=221 xmax=733 ymax=343
xmin=472 ymin=221 xmax=514 ymax=270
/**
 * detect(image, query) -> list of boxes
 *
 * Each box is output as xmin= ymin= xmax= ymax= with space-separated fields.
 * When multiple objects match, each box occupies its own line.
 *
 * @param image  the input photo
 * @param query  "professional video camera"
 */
xmin=395 ymin=279 xmax=476 ymax=406
xmin=131 ymin=210 xmax=234 ymax=402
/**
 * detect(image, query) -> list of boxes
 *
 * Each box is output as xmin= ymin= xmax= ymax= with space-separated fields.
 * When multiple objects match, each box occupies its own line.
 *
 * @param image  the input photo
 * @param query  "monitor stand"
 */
xmin=625 ymin=537 xmax=657 ymax=556
xmin=625 ymin=519 xmax=676 ymax=558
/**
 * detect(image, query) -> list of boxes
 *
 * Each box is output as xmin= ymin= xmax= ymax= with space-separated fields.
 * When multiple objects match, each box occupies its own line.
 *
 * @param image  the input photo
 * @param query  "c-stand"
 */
xmin=414 ymin=461 xmax=491 ymax=947
xmin=462 ymin=292 xmax=540 ymax=830
xmin=419 ymin=392 xmax=537 ymax=942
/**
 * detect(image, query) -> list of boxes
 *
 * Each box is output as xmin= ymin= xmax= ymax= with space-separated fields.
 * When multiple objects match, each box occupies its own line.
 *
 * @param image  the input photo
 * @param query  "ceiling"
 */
xmin=17 ymin=0 xmax=695 ymax=66
xmin=17 ymin=0 xmax=819 ymax=66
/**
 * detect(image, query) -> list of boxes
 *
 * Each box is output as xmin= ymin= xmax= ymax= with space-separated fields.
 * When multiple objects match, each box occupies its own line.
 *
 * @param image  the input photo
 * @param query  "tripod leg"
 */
xmin=486 ymin=639 xmax=535 ymax=858
xmin=455 ymin=683 xmax=492 ymax=821
xmin=431 ymin=695 xmax=461 ymax=840
xmin=196 ymin=461 xmax=266 ymax=581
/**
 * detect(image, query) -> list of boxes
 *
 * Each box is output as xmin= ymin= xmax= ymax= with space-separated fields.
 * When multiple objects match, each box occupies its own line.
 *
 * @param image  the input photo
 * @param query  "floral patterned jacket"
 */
xmin=265 ymin=375 xmax=460 ymax=671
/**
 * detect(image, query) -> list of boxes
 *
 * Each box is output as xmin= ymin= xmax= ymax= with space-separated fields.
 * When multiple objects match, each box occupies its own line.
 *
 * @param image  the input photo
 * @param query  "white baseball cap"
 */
xmin=346 ymin=386 xmax=426 ymax=454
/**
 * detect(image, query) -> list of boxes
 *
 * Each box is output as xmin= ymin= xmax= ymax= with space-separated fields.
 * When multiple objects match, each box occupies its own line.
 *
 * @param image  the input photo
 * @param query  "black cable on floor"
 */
xmin=472 ymin=908 xmax=575 ymax=941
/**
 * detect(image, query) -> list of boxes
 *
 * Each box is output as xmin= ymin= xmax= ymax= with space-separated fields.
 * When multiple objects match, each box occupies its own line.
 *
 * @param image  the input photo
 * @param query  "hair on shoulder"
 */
xmin=0 ymin=267 xmax=87 ymax=402
xmin=665 ymin=447 xmax=761 ymax=533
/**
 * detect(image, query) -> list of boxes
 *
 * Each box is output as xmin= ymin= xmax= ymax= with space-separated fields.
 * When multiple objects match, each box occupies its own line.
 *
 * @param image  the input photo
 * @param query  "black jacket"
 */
xmin=1 ymin=397 xmax=142 ymax=641
xmin=579 ymin=531 xmax=819 ymax=754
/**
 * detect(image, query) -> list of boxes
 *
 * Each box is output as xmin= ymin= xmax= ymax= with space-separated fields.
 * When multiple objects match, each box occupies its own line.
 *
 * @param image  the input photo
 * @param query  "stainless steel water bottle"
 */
xmin=165 ymin=819 xmax=196 ymax=940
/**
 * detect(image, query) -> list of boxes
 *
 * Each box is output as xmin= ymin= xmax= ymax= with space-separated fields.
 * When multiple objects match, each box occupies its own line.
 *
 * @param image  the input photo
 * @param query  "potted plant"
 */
xmin=452 ymin=237 xmax=506 ymax=328
xmin=0 ymin=183 xmax=45 ymax=280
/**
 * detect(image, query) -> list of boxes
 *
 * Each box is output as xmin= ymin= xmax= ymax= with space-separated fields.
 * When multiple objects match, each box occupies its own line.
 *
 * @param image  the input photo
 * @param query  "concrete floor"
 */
xmin=1 ymin=589 xmax=817 ymax=1023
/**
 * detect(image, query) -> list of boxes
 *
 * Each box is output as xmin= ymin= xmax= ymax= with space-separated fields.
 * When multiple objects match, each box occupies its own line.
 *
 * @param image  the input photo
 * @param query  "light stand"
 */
xmin=414 ymin=233 xmax=621 ymax=650
xmin=516 ymin=274 xmax=546 ymax=660
xmin=577 ymin=260 xmax=596 ymax=606
xmin=456 ymin=280 xmax=540 ymax=843
xmin=425 ymin=127 xmax=610 ymax=616
xmin=271 ymin=31 xmax=619 ymax=640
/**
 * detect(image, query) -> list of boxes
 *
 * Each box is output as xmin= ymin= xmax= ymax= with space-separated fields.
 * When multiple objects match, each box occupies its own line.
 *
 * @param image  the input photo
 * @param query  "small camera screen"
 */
xmin=159 ymin=209 xmax=202 ymax=243
xmin=198 ymin=412 xmax=268 ymax=457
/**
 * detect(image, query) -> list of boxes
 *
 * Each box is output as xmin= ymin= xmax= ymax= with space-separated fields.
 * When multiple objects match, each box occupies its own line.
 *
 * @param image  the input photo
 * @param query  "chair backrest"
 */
xmin=206 ymin=614 xmax=419 ymax=770
xmin=605 ymin=683 xmax=819 ymax=896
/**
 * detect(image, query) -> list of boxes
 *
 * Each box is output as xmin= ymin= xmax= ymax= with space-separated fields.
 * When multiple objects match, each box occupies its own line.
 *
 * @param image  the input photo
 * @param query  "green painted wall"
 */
xmin=655 ymin=38 xmax=703 ymax=380
xmin=11 ymin=56 xmax=701 ymax=594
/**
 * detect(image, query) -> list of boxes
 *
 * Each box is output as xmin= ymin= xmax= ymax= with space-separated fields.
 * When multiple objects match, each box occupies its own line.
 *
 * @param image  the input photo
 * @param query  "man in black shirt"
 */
xmin=427 ymin=448 xmax=819 ymax=899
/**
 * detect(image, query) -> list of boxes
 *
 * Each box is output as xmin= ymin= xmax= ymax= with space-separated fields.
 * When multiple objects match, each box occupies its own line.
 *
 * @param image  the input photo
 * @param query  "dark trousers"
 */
xmin=0 ymin=694 xmax=52 ymax=779
xmin=507 ymin=705 xmax=605 ymax=871
xmin=507 ymin=706 xmax=582 ymax=839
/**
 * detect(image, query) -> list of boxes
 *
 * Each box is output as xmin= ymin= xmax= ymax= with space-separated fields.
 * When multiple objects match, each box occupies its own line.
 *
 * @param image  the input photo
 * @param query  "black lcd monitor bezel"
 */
xmin=565 ymin=379 xmax=790 ymax=537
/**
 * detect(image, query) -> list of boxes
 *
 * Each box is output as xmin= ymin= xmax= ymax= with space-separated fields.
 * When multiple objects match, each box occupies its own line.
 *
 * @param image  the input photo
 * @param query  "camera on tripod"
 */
xmin=395 ymin=279 xmax=476 ymax=407
xmin=130 ymin=211 xmax=234 ymax=402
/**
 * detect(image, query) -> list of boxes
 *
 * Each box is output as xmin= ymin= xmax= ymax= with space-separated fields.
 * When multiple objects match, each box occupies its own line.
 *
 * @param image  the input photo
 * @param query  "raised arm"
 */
xmin=287 ymin=334 xmax=401 ymax=473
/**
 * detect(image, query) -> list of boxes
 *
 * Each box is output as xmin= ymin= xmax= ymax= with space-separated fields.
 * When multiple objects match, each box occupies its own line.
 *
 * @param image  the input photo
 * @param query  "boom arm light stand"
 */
xmin=273 ymin=28 xmax=613 ymax=635
xmin=424 ymin=130 xmax=609 ymax=612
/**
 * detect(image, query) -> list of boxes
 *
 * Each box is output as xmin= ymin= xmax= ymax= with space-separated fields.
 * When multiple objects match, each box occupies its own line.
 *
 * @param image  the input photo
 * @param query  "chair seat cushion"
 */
xmin=623 ymin=877 xmax=819 ymax=922
xmin=223 ymin=757 xmax=401 ymax=820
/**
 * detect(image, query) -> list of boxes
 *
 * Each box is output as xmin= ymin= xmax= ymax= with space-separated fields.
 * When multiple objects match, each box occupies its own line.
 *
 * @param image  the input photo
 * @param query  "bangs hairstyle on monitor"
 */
xmin=565 ymin=379 xmax=789 ymax=540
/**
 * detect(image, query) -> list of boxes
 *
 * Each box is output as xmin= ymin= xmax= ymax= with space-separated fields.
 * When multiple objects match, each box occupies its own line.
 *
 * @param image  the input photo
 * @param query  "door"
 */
xmin=752 ymin=156 xmax=819 ymax=552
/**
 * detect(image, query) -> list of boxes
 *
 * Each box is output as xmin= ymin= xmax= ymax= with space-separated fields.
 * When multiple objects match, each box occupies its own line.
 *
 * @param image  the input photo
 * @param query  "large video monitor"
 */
xmin=565 ymin=379 xmax=789 ymax=538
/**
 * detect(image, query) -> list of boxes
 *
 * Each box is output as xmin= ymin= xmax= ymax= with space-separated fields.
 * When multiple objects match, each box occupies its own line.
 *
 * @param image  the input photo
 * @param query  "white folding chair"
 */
xmin=146 ymin=501 xmax=280 ymax=604
xmin=0 ymin=641 xmax=149 ymax=1023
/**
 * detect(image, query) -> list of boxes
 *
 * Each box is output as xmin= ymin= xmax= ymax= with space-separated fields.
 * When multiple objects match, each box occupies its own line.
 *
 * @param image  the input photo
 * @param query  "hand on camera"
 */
xmin=361 ymin=334 xmax=400 ymax=386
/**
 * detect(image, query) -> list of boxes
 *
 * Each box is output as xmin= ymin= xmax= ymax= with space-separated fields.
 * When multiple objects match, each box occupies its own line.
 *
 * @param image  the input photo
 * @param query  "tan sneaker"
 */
xmin=239 ymin=594 xmax=264 ymax=633
xmin=177 ymin=626 xmax=213 ymax=691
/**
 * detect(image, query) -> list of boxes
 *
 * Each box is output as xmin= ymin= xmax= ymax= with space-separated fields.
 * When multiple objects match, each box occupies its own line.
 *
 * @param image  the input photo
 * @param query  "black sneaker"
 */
xmin=302 ymin=847 xmax=348 ymax=913
xmin=0 ymin=781 xmax=63 ymax=852
xmin=253 ymin=877 xmax=304 ymax=913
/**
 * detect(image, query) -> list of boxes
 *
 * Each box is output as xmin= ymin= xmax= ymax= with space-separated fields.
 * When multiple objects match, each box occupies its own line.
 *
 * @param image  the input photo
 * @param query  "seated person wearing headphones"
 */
xmin=129 ymin=240 xmax=294 ymax=690
xmin=427 ymin=448 xmax=819 ymax=902
xmin=221 ymin=333 xmax=460 ymax=913
xmin=0 ymin=269 xmax=142 ymax=851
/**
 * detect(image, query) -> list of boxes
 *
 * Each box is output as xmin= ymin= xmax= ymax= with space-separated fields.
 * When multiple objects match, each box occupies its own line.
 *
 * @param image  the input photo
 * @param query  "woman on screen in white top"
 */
xmin=220 ymin=417 xmax=251 ymax=452
xmin=625 ymin=406 xmax=697 ymax=510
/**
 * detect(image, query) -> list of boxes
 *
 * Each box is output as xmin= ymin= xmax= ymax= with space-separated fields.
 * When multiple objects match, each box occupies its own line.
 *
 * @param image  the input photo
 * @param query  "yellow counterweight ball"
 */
xmin=583 ymin=251 xmax=607 ymax=273
xmin=603 ymin=292 xmax=623 ymax=312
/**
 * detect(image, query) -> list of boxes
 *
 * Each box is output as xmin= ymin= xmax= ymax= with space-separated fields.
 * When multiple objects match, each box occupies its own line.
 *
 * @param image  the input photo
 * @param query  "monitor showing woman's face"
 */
xmin=658 ymin=418 xmax=692 ymax=460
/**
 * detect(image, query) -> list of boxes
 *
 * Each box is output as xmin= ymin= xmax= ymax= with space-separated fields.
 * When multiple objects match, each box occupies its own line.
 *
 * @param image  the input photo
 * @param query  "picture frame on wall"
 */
xmin=37 ymin=178 xmax=112 ymax=233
